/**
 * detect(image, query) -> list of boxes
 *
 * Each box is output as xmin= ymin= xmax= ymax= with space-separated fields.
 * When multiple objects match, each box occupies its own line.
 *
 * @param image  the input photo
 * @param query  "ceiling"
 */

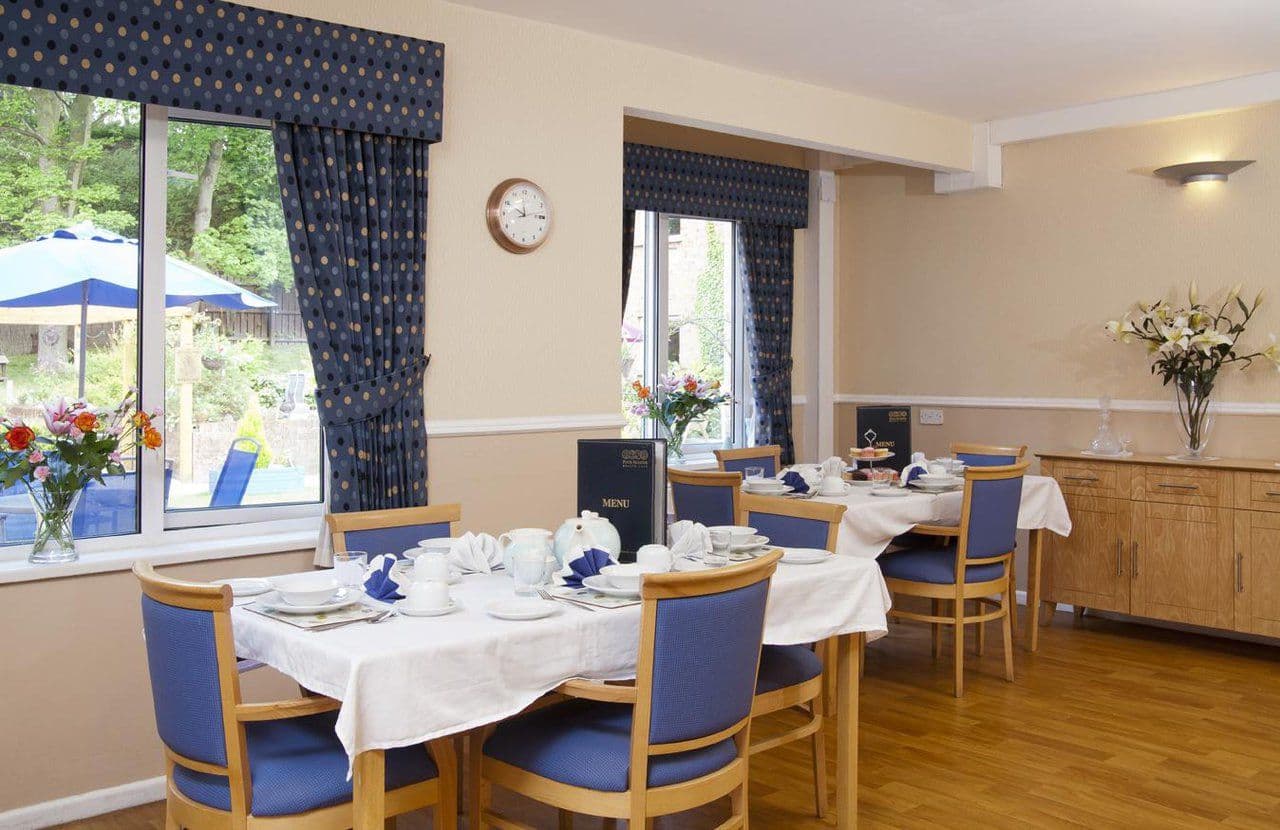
xmin=450 ymin=0 xmax=1280 ymax=121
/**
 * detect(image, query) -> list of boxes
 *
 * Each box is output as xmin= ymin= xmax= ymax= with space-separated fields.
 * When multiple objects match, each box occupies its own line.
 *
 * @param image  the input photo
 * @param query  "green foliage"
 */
xmin=235 ymin=403 xmax=274 ymax=470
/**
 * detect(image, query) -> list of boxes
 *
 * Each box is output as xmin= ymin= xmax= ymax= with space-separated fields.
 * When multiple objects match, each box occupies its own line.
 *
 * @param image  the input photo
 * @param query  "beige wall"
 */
xmin=837 ymin=102 xmax=1280 ymax=461
xmin=2 ymin=0 xmax=971 ymax=816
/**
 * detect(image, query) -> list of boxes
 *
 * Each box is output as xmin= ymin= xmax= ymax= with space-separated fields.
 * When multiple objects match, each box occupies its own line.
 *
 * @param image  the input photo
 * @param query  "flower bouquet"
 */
xmin=0 ymin=391 xmax=164 ymax=563
xmin=1106 ymin=283 xmax=1280 ymax=459
xmin=627 ymin=373 xmax=731 ymax=459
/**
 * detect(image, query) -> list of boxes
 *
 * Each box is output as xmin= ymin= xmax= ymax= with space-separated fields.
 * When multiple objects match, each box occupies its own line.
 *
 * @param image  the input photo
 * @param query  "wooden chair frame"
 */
xmin=134 ymin=563 xmax=457 ymax=830
xmin=912 ymin=443 xmax=1029 ymax=632
xmin=327 ymin=503 xmax=462 ymax=555
xmin=668 ymin=468 xmax=743 ymax=524
xmin=473 ymin=551 xmax=783 ymax=830
xmin=885 ymin=462 xmax=1028 ymax=697
xmin=714 ymin=445 xmax=783 ymax=475
xmin=737 ymin=494 xmax=846 ymax=817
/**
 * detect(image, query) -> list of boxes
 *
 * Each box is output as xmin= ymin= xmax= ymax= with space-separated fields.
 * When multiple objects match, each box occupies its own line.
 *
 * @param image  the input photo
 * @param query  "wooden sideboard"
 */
xmin=1037 ymin=451 xmax=1280 ymax=638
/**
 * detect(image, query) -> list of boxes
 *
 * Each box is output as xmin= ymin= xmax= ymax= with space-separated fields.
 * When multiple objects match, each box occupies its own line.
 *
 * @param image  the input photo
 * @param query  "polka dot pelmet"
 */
xmin=623 ymin=143 xmax=809 ymax=229
xmin=0 ymin=0 xmax=445 ymax=142
xmin=275 ymin=122 xmax=430 ymax=513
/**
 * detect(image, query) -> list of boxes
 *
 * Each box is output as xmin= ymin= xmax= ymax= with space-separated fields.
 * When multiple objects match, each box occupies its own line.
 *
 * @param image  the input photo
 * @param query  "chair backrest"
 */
xmin=630 ymin=550 xmax=781 ymax=789
xmin=739 ymin=493 xmax=846 ymax=552
xmin=327 ymin=503 xmax=462 ymax=557
xmin=951 ymin=442 xmax=1028 ymax=468
xmin=714 ymin=445 xmax=782 ymax=478
xmin=134 ymin=562 xmax=247 ymax=807
xmin=957 ymin=462 xmax=1028 ymax=562
xmin=210 ymin=438 xmax=261 ymax=508
xmin=669 ymin=468 xmax=741 ymax=527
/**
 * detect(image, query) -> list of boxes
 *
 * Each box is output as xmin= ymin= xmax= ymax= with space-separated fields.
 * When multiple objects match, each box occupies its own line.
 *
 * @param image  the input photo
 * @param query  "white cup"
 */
xmin=928 ymin=462 xmax=949 ymax=477
xmin=636 ymin=544 xmax=673 ymax=573
xmin=414 ymin=551 xmax=450 ymax=583
xmin=406 ymin=580 xmax=450 ymax=610
xmin=818 ymin=475 xmax=846 ymax=496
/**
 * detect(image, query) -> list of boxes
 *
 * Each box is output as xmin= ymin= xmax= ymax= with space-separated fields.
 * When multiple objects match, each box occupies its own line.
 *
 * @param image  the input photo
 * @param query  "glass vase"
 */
xmin=1172 ymin=378 xmax=1216 ymax=461
xmin=658 ymin=420 xmax=686 ymax=460
xmin=29 ymin=490 xmax=82 ymax=565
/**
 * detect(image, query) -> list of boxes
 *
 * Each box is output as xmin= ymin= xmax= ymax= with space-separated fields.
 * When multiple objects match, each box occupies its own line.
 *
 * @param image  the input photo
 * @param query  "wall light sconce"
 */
xmin=1154 ymin=160 xmax=1254 ymax=185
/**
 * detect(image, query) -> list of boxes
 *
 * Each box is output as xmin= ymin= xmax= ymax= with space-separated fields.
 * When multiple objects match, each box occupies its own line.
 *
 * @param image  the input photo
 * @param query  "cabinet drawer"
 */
xmin=1236 ymin=471 xmax=1280 ymax=514
xmin=1132 ymin=465 xmax=1231 ymax=507
xmin=1046 ymin=460 xmax=1124 ymax=497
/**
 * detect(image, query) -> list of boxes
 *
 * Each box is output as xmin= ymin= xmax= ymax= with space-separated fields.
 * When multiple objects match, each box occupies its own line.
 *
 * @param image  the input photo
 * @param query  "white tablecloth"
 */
xmin=231 ymin=556 xmax=890 ymax=761
xmin=813 ymin=474 xmax=1072 ymax=559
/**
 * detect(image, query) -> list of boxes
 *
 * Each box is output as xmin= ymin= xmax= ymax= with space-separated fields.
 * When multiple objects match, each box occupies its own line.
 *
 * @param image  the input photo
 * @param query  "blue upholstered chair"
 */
xmin=715 ymin=444 xmax=783 ymax=478
xmin=474 ymin=550 xmax=782 ymax=829
xmin=739 ymin=493 xmax=847 ymax=818
xmin=209 ymin=438 xmax=261 ymax=508
xmin=326 ymin=503 xmax=461 ymax=558
xmin=951 ymin=441 xmax=1028 ymax=467
xmin=669 ymin=468 xmax=741 ymax=527
xmin=133 ymin=562 xmax=456 ymax=828
xmin=879 ymin=462 xmax=1028 ymax=697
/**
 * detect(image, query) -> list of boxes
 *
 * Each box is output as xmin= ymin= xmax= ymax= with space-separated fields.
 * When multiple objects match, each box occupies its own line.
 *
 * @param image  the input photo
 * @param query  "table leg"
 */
xmin=1026 ymin=529 xmax=1044 ymax=652
xmin=353 ymin=749 xmax=386 ymax=830
xmin=835 ymin=632 xmax=860 ymax=829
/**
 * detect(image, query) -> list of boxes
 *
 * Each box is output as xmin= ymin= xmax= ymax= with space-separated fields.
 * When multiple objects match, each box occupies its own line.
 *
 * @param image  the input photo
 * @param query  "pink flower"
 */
xmin=27 ymin=449 xmax=44 ymax=464
xmin=108 ymin=451 xmax=122 ymax=463
xmin=33 ymin=466 xmax=50 ymax=482
xmin=69 ymin=426 xmax=84 ymax=441
xmin=43 ymin=398 xmax=73 ymax=436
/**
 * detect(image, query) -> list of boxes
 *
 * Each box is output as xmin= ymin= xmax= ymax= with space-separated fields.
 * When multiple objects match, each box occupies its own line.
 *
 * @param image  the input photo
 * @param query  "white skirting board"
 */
xmin=0 ymin=776 xmax=164 ymax=830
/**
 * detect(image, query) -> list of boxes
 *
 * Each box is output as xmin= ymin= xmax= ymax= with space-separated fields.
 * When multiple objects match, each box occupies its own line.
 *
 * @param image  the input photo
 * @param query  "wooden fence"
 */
xmin=204 ymin=284 xmax=306 ymax=345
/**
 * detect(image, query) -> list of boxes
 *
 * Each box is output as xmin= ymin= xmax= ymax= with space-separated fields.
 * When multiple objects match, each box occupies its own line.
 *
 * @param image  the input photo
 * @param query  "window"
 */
xmin=621 ymin=211 xmax=749 ymax=454
xmin=0 ymin=82 xmax=322 ymax=553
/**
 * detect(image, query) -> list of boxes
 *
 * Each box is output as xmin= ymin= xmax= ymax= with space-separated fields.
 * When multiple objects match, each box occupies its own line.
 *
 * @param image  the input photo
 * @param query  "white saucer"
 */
xmin=742 ymin=483 xmax=793 ymax=495
xmin=582 ymin=575 xmax=642 ymax=598
xmin=869 ymin=488 xmax=910 ymax=498
xmin=213 ymin=577 xmax=272 ymax=597
xmin=258 ymin=590 xmax=362 ymax=615
xmin=395 ymin=599 xmax=459 ymax=617
xmin=730 ymin=534 xmax=771 ymax=553
xmin=486 ymin=598 xmax=560 ymax=621
xmin=910 ymin=479 xmax=962 ymax=492
xmin=780 ymin=548 xmax=831 ymax=565
xmin=673 ymin=558 xmax=711 ymax=572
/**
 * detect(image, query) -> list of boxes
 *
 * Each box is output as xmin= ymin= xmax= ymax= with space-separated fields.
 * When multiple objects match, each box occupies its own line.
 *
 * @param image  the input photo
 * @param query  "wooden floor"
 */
xmin=59 ymin=608 xmax=1280 ymax=829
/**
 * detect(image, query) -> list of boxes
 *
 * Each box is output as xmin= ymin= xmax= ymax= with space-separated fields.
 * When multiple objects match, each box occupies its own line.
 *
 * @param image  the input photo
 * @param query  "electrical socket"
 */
xmin=919 ymin=408 xmax=944 ymax=425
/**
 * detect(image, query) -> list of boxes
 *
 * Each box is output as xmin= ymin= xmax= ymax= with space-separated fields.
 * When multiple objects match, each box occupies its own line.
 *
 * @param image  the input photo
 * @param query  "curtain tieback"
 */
xmin=315 ymin=355 xmax=431 ymax=428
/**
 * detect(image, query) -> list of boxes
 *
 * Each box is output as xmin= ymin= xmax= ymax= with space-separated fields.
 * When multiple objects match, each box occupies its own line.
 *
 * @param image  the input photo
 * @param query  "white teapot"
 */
xmin=553 ymin=510 xmax=622 ymax=566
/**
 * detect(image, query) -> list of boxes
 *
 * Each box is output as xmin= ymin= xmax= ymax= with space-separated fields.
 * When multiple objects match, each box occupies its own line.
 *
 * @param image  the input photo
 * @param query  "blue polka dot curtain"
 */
xmin=738 ymin=223 xmax=796 ymax=465
xmin=274 ymin=124 xmax=430 ymax=518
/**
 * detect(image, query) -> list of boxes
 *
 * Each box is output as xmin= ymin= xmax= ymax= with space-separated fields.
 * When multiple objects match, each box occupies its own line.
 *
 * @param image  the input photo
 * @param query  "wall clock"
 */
xmin=486 ymin=178 xmax=552 ymax=253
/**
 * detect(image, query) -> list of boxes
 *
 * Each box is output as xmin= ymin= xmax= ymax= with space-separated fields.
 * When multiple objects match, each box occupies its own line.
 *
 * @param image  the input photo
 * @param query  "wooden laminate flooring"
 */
xmin=56 ymin=609 xmax=1280 ymax=829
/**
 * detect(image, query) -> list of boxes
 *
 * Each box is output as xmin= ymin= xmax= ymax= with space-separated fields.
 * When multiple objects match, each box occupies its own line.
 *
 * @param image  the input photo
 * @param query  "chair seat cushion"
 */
xmin=483 ymin=699 xmax=737 ymax=792
xmin=880 ymin=547 xmax=1005 ymax=585
xmin=171 ymin=712 xmax=437 ymax=817
xmin=755 ymin=644 xmax=823 ymax=695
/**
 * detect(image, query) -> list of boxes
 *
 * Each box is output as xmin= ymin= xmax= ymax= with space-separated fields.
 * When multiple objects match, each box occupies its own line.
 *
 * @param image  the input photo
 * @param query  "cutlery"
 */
xmin=367 ymin=608 xmax=397 ymax=624
xmin=539 ymin=588 xmax=598 ymax=612
xmin=308 ymin=617 xmax=374 ymax=632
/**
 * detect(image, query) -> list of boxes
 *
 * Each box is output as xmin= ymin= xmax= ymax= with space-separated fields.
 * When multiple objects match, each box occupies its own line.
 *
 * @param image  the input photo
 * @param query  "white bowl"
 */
xmin=405 ymin=538 xmax=456 ymax=558
xmin=745 ymin=480 xmax=787 ymax=493
xmin=707 ymin=525 xmax=757 ymax=545
xmin=272 ymin=573 xmax=341 ymax=606
xmin=600 ymin=563 xmax=647 ymax=592
xmin=918 ymin=473 xmax=957 ymax=483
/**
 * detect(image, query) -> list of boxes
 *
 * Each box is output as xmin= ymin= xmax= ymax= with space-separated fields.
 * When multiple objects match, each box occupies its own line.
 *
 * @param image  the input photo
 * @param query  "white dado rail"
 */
xmin=835 ymin=394 xmax=1280 ymax=417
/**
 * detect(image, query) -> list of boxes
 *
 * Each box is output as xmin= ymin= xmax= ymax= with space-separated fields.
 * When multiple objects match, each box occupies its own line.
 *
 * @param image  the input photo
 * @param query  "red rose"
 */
xmin=73 ymin=412 xmax=98 ymax=433
xmin=6 ymin=425 xmax=35 ymax=451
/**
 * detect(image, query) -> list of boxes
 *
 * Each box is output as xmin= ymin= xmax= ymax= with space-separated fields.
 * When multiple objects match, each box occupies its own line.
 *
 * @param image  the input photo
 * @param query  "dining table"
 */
xmin=231 ymin=554 xmax=892 ymax=829
xmin=808 ymin=473 xmax=1072 ymax=650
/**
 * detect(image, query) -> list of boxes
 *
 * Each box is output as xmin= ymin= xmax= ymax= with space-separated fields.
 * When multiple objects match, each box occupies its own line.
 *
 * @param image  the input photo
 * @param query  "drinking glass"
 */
xmin=706 ymin=529 xmax=730 ymax=567
xmin=512 ymin=548 xmax=549 ymax=596
xmin=333 ymin=551 xmax=368 ymax=591
xmin=744 ymin=466 xmax=765 ymax=481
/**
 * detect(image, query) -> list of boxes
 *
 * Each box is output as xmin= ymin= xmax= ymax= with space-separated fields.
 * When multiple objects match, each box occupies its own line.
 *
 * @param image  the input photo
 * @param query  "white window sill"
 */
xmin=0 ymin=519 xmax=320 ymax=585
xmin=668 ymin=452 xmax=719 ymax=471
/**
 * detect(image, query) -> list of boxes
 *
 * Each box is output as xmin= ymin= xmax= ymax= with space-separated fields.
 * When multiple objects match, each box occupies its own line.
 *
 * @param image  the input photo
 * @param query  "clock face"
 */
xmin=488 ymin=179 xmax=551 ymax=252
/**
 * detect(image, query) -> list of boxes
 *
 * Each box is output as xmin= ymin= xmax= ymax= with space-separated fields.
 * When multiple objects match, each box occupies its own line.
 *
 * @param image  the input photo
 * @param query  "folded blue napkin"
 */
xmin=561 ymin=547 xmax=613 ymax=589
xmin=781 ymin=470 xmax=809 ymax=494
xmin=363 ymin=554 xmax=404 ymax=601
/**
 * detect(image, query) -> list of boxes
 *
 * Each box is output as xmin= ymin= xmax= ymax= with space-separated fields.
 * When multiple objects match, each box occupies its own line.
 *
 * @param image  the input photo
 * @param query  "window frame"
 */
xmin=0 ymin=102 xmax=323 ymax=564
xmin=634 ymin=210 xmax=749 ymax=455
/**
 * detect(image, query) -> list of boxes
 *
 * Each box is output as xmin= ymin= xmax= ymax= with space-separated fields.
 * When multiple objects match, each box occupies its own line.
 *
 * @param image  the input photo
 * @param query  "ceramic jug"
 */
xmin=498 ymin=527 xmax=555 ymax=575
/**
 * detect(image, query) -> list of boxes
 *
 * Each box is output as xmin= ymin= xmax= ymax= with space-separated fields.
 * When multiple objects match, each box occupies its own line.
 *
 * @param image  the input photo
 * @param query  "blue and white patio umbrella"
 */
xmin=0 ymin=223 xmax=275 ymax=394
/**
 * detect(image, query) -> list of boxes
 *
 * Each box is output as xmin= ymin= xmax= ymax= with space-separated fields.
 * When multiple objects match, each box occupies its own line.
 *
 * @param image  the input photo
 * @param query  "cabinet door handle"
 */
xmin=1064 ymin=475 xmax=1099 ymax=483
xmin=1156 ymin=483 xmax=1200 ymax=491
xmin=1237 ymin=552 xmax=1244 ymax=593
xmin=1115 ymin=539 xmax=1124 ymax=576
xmin=1266 ymin=491 xmax=1280 ymax=497
xmin=1131 ymin=541 xmax=1139 ymax=577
